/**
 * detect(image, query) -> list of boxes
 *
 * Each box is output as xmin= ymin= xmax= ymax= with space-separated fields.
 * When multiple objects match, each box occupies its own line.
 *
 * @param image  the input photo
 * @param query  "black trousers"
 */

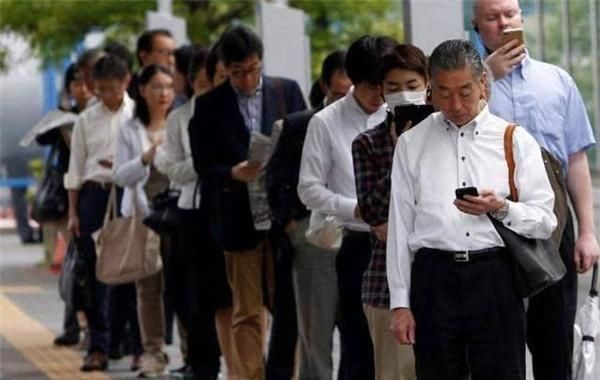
xmin=527 ymin=213 xmax=577 ymax=380
xmin=411 ymin=249 xmax=525 ymax=380
xmin=180 ymin=208 xmax=232 ymax=380
xmin=266 ymin=229 xmax=298 ymax=380
xmin=336 ymin=231 xmax=375 ymax=380
xmin=108 ymin=283 xmax=143 ymax=356
xmin=74 ymin=185 xmax=111 ymax=355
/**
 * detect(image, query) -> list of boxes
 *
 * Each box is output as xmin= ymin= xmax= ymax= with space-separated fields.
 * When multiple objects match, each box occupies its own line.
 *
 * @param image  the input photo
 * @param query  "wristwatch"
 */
xmin=490 ymin=199 xmax=509 ymax=221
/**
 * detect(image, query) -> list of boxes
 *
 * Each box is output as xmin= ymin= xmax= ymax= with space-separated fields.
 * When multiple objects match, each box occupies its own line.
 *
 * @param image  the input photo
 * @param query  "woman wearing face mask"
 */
xmin=351 ymin=44 xmax=428 ymax=380
xmin=113 ymin=64 xmax=175 ymax=378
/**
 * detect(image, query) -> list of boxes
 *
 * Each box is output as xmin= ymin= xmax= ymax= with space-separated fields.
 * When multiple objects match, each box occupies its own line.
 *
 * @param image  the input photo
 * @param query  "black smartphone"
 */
xmin=455 ymin=186 xmax=479 ymax=200
xmin=394 ymin=104 xmax=435 ymax=135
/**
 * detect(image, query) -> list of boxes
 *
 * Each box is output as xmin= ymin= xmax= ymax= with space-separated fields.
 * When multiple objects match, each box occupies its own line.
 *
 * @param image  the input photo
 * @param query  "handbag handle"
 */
xmin=503 ymin=124 xmax=519 ymax=202
xmin=103 ymin=185 xmax=118 ymax=225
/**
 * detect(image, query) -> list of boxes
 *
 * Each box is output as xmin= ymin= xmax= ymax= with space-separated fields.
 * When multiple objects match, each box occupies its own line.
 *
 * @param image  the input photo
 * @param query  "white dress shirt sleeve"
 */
xmin=155 ymin=110 xmax=197 ymax=184
xmin=64 ymin=116 xmax=86 ymax=190
xmin=386 ymin=138 xmax=416 ymax=310
xmin=114 ymin=124 xmax=148 ymax=188
xmin=503 ymin=127 xmax=557 ymax=239
xmin=297 ymin=115 xmax=357 ymax=220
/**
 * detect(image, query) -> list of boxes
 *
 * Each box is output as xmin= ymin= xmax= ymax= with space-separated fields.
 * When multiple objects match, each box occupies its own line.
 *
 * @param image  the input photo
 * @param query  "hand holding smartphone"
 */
xmin=501 ymin=28 xmax=524 ymax=46
xmin=455 ymin=186 xmax=479 ymax=200
xmin=393 ymin=104 xmax=435 ymax=135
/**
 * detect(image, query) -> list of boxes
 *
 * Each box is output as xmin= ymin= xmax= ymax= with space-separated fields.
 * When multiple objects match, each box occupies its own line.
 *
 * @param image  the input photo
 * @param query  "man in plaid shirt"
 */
xmin=351 ymin=44 xmax=429 ymax=380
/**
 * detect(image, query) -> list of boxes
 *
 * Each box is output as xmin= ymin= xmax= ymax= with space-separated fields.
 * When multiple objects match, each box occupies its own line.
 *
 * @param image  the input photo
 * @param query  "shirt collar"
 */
xmin=513 ymin=51 xmax=531 ymax=80
xmin=233 ymin=76 xmax=263 ymax=98
xmin=100 ymin=92 xmax=133 ymax=114
xmin=440 ymin=103 xmax=491 ymax=136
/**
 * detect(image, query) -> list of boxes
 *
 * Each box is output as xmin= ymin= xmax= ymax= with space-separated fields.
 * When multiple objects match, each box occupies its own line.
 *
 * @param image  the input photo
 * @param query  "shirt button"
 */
xmin=507 ymin=221 xmax=512 ymax=226
xmin=461 ymin=156 xmax=466 ymax=161
xmin=475 ymin=131 xmax=479 ymax=135
xmin=466 ymin=232 xmax=470 ymax=237
xmin=462 ymin=182 xmax=466 ymax=186
xmin=460 ymin=132 xmax=464 ymax=137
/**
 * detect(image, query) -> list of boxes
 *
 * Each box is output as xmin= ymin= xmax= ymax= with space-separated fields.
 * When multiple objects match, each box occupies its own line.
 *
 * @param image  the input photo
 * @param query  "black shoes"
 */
xmin=80 ymin=351 xmax=108 ymax=372
xmin=53 ymin=333 xmax=79 ymax=346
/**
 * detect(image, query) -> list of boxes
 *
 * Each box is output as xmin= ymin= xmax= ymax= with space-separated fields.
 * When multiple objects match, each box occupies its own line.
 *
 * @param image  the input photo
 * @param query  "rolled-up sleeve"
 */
xmin=64 ymin=116 xmax=86 ymax=190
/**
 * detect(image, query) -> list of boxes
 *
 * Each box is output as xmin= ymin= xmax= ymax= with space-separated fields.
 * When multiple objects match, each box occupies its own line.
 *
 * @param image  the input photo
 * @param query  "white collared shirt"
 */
xmin=155 ymin=96 xmax=199 ymax=209
xmin=64 ymin=93 xmax=135 ymax=189
xmin=298 ymin=87 xmax=387 ymax=232
xmin=386 ymin=106 xmax=557 ymax=309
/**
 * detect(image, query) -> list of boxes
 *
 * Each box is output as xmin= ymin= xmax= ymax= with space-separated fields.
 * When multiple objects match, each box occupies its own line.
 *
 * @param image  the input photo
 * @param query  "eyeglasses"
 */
xmin=148 ymin=83 xmax=175 ymax=93
xmin=229 ymin=65 xmax=262 ymax=79
xmin=152 ymin=48 xmax=175 ymax=57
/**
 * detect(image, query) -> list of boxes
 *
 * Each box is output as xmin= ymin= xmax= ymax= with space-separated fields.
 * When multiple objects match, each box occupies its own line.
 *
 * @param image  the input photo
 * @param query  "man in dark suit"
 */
xmin=267 ymin=50 xmax=351 ymax=380
xmin=188 ymin=25 xmax=306 ymax=380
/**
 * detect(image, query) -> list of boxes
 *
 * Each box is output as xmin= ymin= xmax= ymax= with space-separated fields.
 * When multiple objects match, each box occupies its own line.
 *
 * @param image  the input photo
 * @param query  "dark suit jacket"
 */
xmin=189 ymin=76 xmax=306 ymax=251
xmin=266 ymin=106 xmax=322 ymax=227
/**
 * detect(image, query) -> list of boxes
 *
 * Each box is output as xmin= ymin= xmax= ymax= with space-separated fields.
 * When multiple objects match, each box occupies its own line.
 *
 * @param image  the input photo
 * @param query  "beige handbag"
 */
xmin=94 ymin=186 xmax=162 ymax=284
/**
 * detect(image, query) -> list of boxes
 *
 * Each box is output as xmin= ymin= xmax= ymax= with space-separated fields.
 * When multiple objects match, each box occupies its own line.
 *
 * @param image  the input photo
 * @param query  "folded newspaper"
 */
xmin=247 ymin=120 xmax=284 ymax=230
xmin=20 ymin=110 xmax=78 ymax=147
xmin=247 ymin=121 xmax=283 ymax=168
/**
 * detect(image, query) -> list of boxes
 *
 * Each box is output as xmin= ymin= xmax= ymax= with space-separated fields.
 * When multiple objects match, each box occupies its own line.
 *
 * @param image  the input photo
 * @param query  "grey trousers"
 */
xmin=289 ymin=217 xmax=340 ymax=380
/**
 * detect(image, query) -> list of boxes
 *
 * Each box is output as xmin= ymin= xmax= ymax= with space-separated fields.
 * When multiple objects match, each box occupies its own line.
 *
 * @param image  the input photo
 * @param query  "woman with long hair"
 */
xmin=113 ymin=63 xmax=174 ymax=378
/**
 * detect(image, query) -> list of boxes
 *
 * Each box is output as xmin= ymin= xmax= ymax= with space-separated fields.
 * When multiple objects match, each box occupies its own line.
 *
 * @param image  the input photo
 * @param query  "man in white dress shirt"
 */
xmin=386 ymin=39 xmax=556 ymax=380
xmin=64 ymin=55 xmax=134 ymax=372
xmin=298 ymin=35 xmax=398 ymax=380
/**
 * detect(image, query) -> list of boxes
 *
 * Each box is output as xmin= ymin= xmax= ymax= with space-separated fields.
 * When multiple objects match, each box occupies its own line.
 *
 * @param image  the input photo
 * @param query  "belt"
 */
xmin=342 ymin=229 xmax=371 ymax=239
xmin=82 ymin=181 xmax=113 ymax=191
xmin=417 ymin=247 xmax=505 ymax=263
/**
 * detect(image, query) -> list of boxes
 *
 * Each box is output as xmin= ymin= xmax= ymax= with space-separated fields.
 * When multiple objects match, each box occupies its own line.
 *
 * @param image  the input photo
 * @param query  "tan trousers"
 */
xmin=224 ymin=240 xmax=274 ymax=380
xmin=363 ymin=304 xmax=416 ymax=380
xmin=136 ymin=270 xmax=165 ymax=355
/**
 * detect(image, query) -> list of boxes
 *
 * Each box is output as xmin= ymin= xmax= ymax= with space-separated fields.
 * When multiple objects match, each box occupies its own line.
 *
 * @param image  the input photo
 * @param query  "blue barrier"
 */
xmin=0 ymin=177 xmax=37 ymax=188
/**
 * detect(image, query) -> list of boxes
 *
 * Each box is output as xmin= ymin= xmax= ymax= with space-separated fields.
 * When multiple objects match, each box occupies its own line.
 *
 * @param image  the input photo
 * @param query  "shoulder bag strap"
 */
xmin=103 ymin=185 xmax=117 ymax=225
xmin=503 ymin=124 xmax=519 ymax=202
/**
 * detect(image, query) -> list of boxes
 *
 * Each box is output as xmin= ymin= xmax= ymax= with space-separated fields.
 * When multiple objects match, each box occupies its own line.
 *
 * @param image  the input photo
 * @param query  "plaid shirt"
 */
xmin=352 ymin=119 xmax=395 ymax=308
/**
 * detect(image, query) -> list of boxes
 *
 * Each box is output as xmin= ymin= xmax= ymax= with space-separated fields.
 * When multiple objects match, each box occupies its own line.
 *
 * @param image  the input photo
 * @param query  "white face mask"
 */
xmin=384 ymin=90 xmax=426 ymax=113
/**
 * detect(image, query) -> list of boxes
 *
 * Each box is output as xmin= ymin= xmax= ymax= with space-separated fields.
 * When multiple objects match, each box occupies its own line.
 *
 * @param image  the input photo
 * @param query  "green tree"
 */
xmin=291 ymin=0 xmax=403 ymax=77
xmin=0 ymin=0 xmax=402 ymax=78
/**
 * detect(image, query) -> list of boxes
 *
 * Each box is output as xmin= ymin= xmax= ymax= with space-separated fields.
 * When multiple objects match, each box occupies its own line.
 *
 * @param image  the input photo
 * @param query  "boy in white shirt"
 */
xmin=64 ymin=54 xmax=134 ymax=372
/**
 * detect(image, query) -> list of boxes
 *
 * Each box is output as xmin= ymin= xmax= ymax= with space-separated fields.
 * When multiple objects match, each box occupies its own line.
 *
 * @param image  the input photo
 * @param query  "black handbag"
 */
xmin=143 ymin=188 xmax=182 ymax=235
xmin=31 ymin=143 xmax=68 ymax=222
xmin=490 ymin=124 xmax=566 ymax=298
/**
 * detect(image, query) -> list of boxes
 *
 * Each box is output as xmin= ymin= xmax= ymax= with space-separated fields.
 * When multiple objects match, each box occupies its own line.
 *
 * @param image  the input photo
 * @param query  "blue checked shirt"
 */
xmin=488 ymin=55 xmax=596 ymax=176
xmin=234 ymin=78 xmax=263 ymax=133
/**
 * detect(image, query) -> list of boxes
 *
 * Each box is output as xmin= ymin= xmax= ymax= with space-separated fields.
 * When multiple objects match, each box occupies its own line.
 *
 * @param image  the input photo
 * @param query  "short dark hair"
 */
xmin=188 ymin=47 xmax=210 ymax=82
xmin=218 ymin=25 xmax=263 ymax=66
xmin=380 ymin=44 xmax=428 ymax=82
xmin=345 ymin=35 xmax=398 ymax=85
xmin=428 ymin=39 xmax=484 ymax=80
xmin=175 ymin=44 xmax=201 ymax=98
xmin=92 ymin=54 xmax=129 ymax=81
xmin=205 ymin=42 xmax=221 ymax=84
xmin=134 ymin=64 xmax=173 ymax=125
xmin=104 ymin=42 xmax=134 ymax=73
xmin=136 ymin=29 xmax=173 ymax=66
xmin=76 ymin=48 xmax=105 ymax=70
xmin=320 ymin=50 xmax=346 ymax=88
xmin=63 ymin=63 xmax=78 ymax=93
xmin=308 ymin=79 xmax=325 ymax=109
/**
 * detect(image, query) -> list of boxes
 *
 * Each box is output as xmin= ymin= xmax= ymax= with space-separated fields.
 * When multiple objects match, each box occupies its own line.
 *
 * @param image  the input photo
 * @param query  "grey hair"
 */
xmin=428 ymin=39 xmax=485 ymax=80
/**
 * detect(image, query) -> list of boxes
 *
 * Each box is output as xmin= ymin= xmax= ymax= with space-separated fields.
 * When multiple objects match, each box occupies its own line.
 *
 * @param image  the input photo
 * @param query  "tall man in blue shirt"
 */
xmin=473 ymin=1 xmax=599 ymax=379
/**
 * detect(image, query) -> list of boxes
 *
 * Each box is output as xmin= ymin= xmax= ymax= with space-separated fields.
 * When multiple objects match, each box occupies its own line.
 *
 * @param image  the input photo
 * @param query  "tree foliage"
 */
xmin=0 ymin=0 xmax=402 ymax=78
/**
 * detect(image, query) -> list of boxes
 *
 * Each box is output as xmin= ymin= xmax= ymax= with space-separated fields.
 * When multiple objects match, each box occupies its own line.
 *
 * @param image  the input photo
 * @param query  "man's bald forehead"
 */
xmin=473 ymin=0 xmax=520 ymax=16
